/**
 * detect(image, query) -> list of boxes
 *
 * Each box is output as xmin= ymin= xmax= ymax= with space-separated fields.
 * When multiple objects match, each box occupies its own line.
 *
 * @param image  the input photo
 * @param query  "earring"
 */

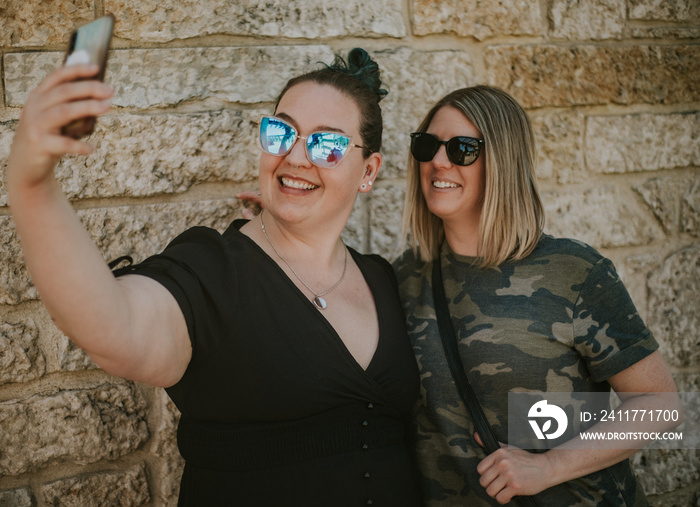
xmin=360 ymin=184 xmax=367 ymax=190
xmin=368 ymin=181 xmax=373 ymax=186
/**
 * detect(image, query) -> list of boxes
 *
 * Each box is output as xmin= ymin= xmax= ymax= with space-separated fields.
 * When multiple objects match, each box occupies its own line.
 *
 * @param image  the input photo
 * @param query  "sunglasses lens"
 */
xmin=410 ymin=133 xmax=439 ymax=162
xmin=447 ymin=137 xmax=481 ymax=166
xmin=260 ymin=117 xmax=296 ymax=156
xmin=307 ymin=133 xmax=350 ymax=168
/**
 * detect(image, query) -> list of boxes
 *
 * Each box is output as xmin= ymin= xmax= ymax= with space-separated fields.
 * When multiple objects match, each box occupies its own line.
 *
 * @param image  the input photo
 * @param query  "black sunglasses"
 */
xmin=410 ymin=132 xmax=484 ymax=166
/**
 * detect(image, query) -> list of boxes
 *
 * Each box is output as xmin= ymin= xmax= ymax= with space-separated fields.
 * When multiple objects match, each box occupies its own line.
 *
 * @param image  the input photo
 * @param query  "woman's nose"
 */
xmin=432 ymin=144 xmax=451 ymax=169
xmin=285 ymin=136 xmax=311 ymax=168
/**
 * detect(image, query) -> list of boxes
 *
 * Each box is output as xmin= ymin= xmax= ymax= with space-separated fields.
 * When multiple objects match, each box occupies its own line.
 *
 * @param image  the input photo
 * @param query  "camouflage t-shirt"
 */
xmin=393 ymin=235 xmax=658 ymax=507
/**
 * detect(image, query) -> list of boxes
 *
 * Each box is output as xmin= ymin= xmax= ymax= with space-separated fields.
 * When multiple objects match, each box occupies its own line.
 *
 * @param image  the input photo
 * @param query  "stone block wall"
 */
xmin=0 ymin=0 xmax=698 ymax=505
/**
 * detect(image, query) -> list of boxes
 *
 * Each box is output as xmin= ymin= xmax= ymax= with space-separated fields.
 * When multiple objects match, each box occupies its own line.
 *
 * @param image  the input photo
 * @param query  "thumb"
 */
xmin=474 ymin=432 xmax=508 ymax=450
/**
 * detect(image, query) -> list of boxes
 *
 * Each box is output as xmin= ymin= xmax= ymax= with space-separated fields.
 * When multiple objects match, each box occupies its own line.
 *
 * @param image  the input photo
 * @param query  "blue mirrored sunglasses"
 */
xmin=259 ymin=116 xmax=369 ymax=169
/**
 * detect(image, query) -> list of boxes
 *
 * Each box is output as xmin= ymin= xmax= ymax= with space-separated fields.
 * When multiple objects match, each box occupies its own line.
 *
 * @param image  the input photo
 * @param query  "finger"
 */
xmin=477 ymin=453 xmax=494 ymax=474
xmin=478 ymin=462 xmax=499 ymax=488
xmin=41 ymin=134 xmax=97 ymax=157
xmin=484 ymin=473 xmax=510 ymax=501
xmin=235 ymin=190 xmax=263 ymax=203
xmin=474 ymin=432 xmax=509 ymax=451
xmin=35 ymin=64 xmax=101 ymax=93
xmin=38 ymin=80 xmax=113 ymax=115
xmin=41 ymin=99 xmax=112 ymax=134
xmin=495 ymin=486 xmax=516 ymax=505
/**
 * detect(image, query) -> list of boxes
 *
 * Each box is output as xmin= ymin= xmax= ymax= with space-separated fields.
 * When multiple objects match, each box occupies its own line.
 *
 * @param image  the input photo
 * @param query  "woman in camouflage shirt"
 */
xmin=394 ymin=85 xmax=679 ymax=506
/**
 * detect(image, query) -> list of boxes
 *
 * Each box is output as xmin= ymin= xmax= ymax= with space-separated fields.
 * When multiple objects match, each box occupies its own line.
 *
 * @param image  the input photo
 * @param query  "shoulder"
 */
xmin=391 ymin=248 xmax=427 ymax=279
xmin=114 ymin=223 xmax=243 ymax=279
xmin=531 ymin=234 xmax=605 ymax=267
xmin=165 ymin=220 xmax=255 ymax=258
xmin=391 ymin=249 xmax=431 ymax=305
xmin=350 ymin=249 xmax=396 ymax=285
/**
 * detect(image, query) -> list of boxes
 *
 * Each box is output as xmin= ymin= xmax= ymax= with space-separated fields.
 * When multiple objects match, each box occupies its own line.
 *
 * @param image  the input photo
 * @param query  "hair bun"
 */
xmin=328 ymin=48 xmax=388 ymax=102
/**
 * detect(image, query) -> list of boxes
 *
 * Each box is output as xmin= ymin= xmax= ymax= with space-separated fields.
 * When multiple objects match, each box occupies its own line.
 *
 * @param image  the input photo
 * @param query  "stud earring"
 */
xmin=360 ymin=184 xmax=367 ymax=190
xmin=368 ymin=181 xmax=373 ymax=186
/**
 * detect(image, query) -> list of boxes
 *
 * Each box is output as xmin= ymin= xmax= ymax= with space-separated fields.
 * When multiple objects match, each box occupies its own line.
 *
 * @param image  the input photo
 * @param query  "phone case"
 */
xmin=61 ymin=14 xmax=115 ymax=139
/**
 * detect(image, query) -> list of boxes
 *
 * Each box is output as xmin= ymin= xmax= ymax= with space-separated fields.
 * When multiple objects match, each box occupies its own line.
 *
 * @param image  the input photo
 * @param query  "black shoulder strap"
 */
xmin=431 ymin=259 xmax=501 ymax=453
xmin=431 ymin=259 xmax=538 ymax=507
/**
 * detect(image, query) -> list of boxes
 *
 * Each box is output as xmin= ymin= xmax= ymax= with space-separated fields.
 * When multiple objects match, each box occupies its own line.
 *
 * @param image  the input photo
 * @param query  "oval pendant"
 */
xmin=313 ymin=296 xmax=327 ymax=310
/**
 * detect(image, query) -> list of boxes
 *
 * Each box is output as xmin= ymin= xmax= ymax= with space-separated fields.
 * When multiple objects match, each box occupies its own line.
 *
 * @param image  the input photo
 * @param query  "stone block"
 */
xmin=411 ymin=0 xmax=543 ymax=40
xmin=629 ymin=0 xmax=700 ymax=21
xmin=0 ymin=124 xmax=13 ymax=202
xmin=58 ymin=110 xmax=259 ymax=200
xmin=0 ymin=319 xmax=46 ymax=386
xmin=617 ymin=252 xmax=662 ymax=323
xmin=150 ymin=389 xmax=183 ymax=505
xmin=57 ymin=338 xmax=98 ymax=372
xmin=647 ymin=243 xmax=700 ymax=368
xmin=105 ymin=0 xmax=406 ymax=41
xmin=543 ymin=186 xmax=661 ymax=249
xmin=368 ymin=184 xmax=405 ymax=259
xmin=0 ymin=0 xmax=94 ymax=47
xmin=586 ymin=113 xmax=700 ymax=174
xmin=0 ymin=110 xmax=263 ymax=206
xmin=108 ymin=46 xmax=337 ymax=108
xmin=0 ymin=488 xmax=33 ymax=507
xmin=648 ymin=489 xmax=700 ymax=507
xmin=634 ymin=172 xmax=700 ymax=236
xmin=0 ymin=216 xmax=34 ymax=304
xmin=40 ymin=463 xmax=150 ymax=506
xmin=3 ymin=52 xmax=61 ymax=108
xmin=549 ymin=0 xmax=625 ymax=40
xmin=0 ymin=199 xmax=242 ymax=304
xmin=632 ymin=448 xmax=700 ymax=495
xmin=4 ymin=46 xmax=336 ymax=108
xmin=531 ymin=111 xmax=586 ymax=184
xmin=375 ymin=48 xmax=478 ymax=179
xmin=631 ymin=26 xmax=700 ymax=39
xmin=0 ymin=383 xmax=148 ymax=475
xmin=632 ymin=371 xmax=700 ymax=496
xmin=486 ymin=45 xmax=700 ymax=108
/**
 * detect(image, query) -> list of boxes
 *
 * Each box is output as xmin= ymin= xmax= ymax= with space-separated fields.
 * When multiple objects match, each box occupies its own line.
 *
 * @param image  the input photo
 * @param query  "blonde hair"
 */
xmin=401 ymin=86 xmax=544 ymax=268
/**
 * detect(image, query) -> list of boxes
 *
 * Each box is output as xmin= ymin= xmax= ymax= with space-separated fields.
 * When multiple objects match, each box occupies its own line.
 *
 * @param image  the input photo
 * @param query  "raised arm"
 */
xmin=6 ymin=64 xmax=191 ymax=387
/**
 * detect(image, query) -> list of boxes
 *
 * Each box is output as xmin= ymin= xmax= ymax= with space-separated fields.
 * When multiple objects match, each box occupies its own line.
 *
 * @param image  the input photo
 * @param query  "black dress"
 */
xmin=115 ymin=220 xmax=421 ymax=506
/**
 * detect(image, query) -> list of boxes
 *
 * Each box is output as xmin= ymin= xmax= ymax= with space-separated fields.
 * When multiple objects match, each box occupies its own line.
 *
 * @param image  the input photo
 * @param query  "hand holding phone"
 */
xmin=61 ymin=15 xmax=114 ymax=139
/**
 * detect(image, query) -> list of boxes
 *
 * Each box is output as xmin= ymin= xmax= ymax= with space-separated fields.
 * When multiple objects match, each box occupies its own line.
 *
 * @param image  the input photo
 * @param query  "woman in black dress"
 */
xmin=7 ymin=48 xmax=421 ymax=506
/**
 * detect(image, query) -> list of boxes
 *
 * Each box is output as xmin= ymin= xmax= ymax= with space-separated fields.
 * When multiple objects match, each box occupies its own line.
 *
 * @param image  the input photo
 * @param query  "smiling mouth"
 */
xmin=280 ymin=177 xmax=319 ymax=190
xmin=432 ymin=180 xmax=461 ymax=189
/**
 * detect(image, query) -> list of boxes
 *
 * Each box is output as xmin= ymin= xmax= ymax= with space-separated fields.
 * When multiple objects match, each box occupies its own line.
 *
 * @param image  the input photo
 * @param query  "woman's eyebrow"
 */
xmin=274 ymin=112 xmax=347 ymax=135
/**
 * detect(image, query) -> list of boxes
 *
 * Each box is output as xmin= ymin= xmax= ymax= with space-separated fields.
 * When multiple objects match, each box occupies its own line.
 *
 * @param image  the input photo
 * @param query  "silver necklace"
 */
xmin=260 ymin=210 xmax=348 ymax=310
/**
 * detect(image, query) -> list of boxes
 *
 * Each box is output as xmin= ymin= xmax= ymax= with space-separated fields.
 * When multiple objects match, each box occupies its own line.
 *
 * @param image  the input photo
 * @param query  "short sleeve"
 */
xmin=573 ymin=257 xmax=658 ymax=382
xmin=113 ymin=226 xmax=236 ymax=362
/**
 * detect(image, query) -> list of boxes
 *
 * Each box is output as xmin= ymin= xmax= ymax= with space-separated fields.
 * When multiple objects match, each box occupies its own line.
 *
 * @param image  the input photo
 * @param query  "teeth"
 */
xmin=281 ymin=177 xmax=318 ymax=190
xmin=433 ymin=180 xmax=460 ymax=189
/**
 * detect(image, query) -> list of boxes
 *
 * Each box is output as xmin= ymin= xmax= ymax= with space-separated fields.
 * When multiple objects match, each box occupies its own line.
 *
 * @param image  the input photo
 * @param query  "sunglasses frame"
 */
xmin=259 ymin=115 xmax=370 ymax=169
xmin=410 ymin=132 xmax=484 ymax=167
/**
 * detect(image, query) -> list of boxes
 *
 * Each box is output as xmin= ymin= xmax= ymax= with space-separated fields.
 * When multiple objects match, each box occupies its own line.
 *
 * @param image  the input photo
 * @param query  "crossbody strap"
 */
xmin=432 ymin=258 xmax=538 ymax=507
xmin=431 ymin=259 xmax=501 ymax=453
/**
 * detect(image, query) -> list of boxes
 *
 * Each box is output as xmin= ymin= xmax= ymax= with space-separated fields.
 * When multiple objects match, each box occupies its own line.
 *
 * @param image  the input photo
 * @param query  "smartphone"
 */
xmin=61 ymin=14 xmax=115 ymax=139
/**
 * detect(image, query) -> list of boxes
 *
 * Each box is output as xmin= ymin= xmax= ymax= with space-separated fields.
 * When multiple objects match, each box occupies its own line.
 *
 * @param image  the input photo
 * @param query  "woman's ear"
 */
xmin=358 ymin=152 xmax=382 ymax=193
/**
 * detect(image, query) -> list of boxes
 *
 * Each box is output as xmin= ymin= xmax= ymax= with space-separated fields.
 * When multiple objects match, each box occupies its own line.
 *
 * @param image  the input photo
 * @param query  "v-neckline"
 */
xmin=232 ymin=221 xmax=383 ymax=375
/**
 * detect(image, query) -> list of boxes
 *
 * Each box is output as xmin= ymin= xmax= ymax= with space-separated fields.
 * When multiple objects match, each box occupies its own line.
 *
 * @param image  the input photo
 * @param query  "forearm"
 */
xmin=546 ymin=391 xmax=681 ymax=487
